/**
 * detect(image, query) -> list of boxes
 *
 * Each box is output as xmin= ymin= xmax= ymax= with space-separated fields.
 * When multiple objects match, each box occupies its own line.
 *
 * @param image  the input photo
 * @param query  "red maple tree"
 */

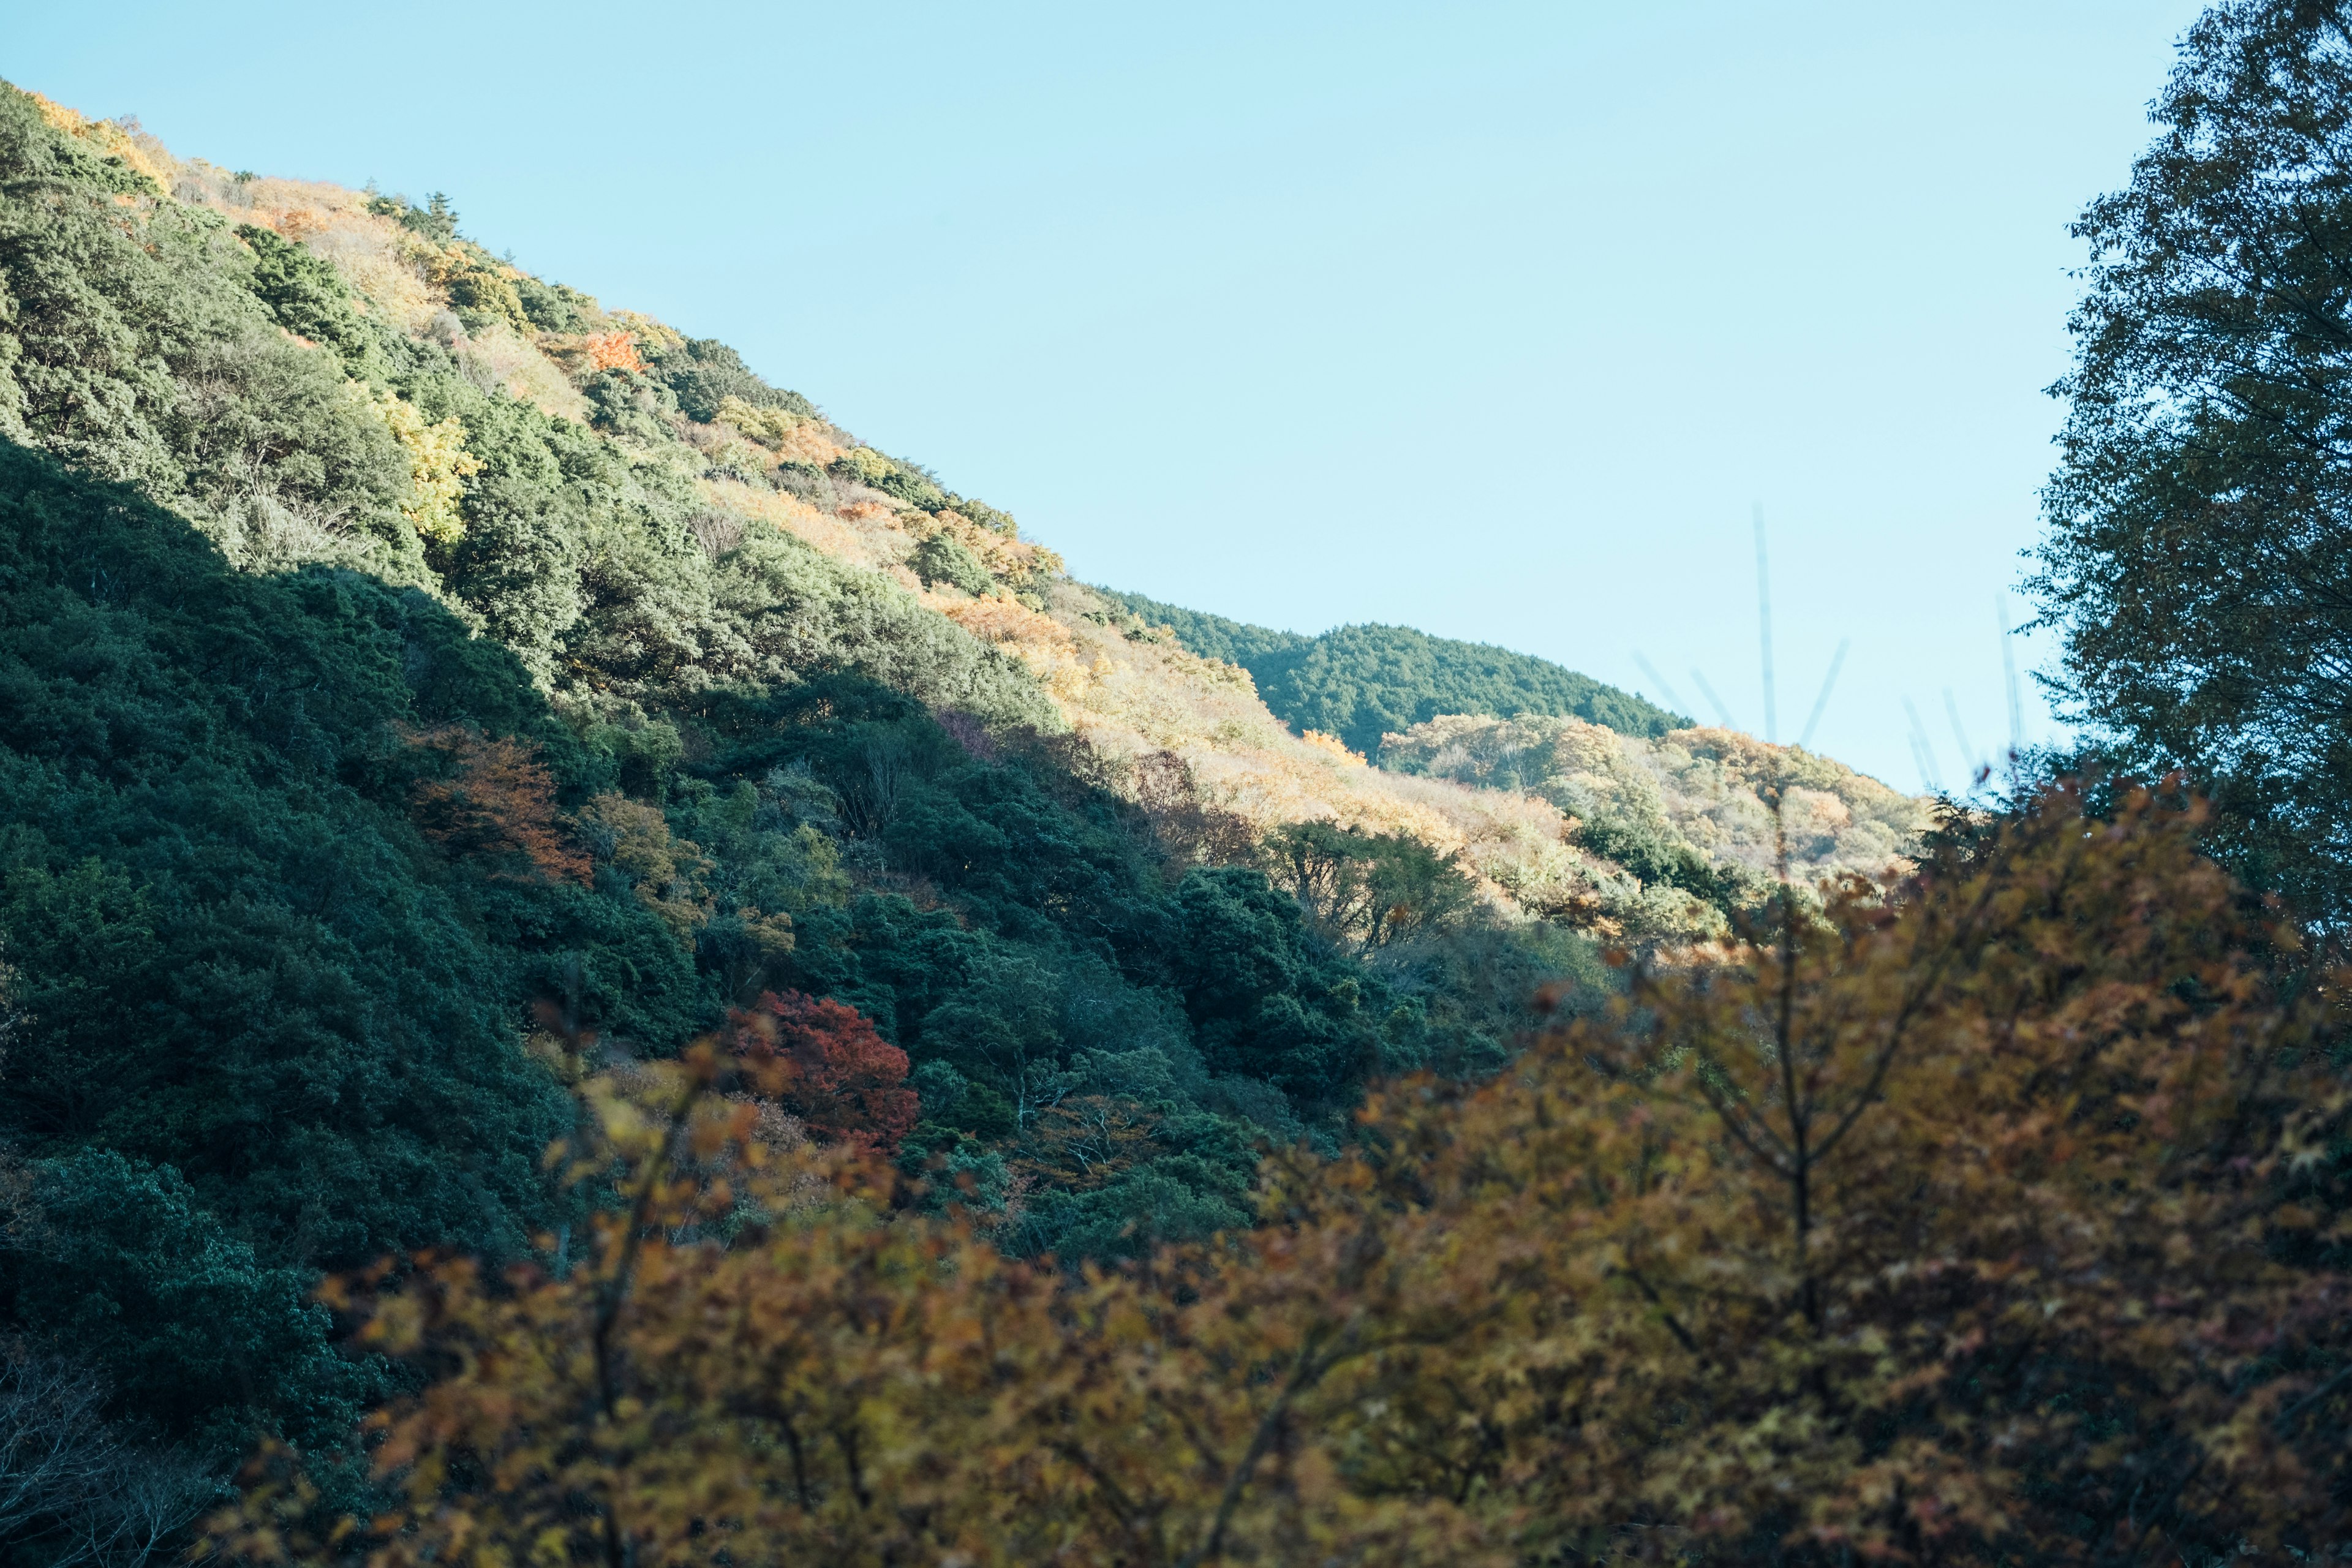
xmin=739 ymin=990 xmax=917 ymax=1154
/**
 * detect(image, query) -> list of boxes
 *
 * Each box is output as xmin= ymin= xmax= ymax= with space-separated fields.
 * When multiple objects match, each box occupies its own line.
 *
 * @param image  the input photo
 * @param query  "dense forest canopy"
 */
xmin=225 ymin=784 xmax=2352 ymax=1565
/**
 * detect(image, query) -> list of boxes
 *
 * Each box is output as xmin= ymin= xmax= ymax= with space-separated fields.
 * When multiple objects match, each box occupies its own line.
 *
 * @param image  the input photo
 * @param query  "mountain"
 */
xmin=0 ymin=78 xmax=1926 ymax=1479
xmin=1098 ymin=590 xmax=1687 ymax=756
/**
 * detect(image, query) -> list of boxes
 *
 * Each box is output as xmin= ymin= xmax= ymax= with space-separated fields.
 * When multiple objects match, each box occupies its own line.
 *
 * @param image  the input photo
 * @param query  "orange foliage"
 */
xmin=1012 ymin=1094 xmax=1159 ymax=1192
xmin=583 ymin=330 xmax=646 ymax=374
xmin=1298 ymin=729 xmax=1366 ymax=766
xmin=403 ymin=725 xmax=589 ymax=885
xmin=213 ymin=785 xmax=2352 ymax=1564
xmin=939 ymin=593 xmax=1073 ymax=651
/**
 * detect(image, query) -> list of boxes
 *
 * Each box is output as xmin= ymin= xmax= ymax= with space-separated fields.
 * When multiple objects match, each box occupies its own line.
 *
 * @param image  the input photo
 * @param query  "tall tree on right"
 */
xmin=2033 ymin=0 xmax=2352 ymax=921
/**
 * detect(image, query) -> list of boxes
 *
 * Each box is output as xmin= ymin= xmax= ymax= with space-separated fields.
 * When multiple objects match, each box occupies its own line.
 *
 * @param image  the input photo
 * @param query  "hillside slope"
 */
xmin=0 ymin=80 xmax=1927 ymax=1468
xmin=1099 ymin=589 xmax=1687 ymax=755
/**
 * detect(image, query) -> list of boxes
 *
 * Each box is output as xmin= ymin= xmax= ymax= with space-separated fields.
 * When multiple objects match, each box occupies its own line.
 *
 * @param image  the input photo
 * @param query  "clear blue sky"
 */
xmin=7 ymin=1 xmax=2204 ymax=789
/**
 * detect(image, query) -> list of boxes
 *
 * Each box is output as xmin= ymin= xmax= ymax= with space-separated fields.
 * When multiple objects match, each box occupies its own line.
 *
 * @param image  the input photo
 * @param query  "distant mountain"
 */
xmin=1098 ymin=590 xmax=1687 ymax=756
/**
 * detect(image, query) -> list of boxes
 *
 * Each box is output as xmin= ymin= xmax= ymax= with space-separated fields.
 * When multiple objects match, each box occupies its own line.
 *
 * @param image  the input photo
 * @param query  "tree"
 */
xmin=911 ymin=532 xmax=994 ymax=597
xmin=1262 ymin=820 xmax=1473 ymax=948
xmin=234 ymin=225 xmax=371 ymax=366
xmin=0 ymin=1343 xmax=214 ymax=1568
xmin=1170 ymin=865 xmax=1383 ymax=1107
xmin=753 ymin=990 xmax=918 ymax=1154
xmin=220 ymin=782 xmax=2352 ymax=1565
xmin=404 ymin=724 xmax=589 ymax=885
xmin=2031 ymin=0 xmax=2352 ymax=921
xmin=0 ymin=440 xmax=586 ymax=1286
xmin=582 ymin=330 xmax=644 ymax=374
xmin=1093 ymin=594 xmax=1689 ymax=753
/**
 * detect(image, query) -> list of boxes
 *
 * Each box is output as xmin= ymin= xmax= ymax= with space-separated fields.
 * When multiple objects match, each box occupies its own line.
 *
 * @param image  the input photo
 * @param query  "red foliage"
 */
xmin=744 ymin=991 xmax=917 ymax=1155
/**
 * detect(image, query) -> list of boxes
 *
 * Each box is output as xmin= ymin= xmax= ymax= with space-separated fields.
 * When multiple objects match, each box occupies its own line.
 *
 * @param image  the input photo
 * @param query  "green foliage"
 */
xmin=1261 ymin=819 xmax=1476 ymax=949
xmin=582 ymin=366 xmax=676 ymax=442
xmin=866 ymin=459 xmax=948 ymax=511
xmin=1576 ymin=812 xmax=1746 ymax=907
xmin=510 ymin=273 xmax=590 ymax=333
xmin=948 ymin=495 xmax=1018 ymax=536
xmin=1095 ymin=587 xmax=1309 ymax=666
xmin=1367 ymin=917 xmax=1616 ymax=1079
xmin=671 ymin=675 xmax=1521 ymax=1251
xmin=0 ymin=438 xmax=731 ymax=1319
xmin=1258 ymin=622 xmax=1687 ymax=755
xmin=0 ymin=73 xmax=1619 ymax=1469
xmin=438 ymin=250 xmax=527 ymax=336
xmin=234 ymin=224 xmax=371 ymax=365
xmin=1099 ymin=589 xmax=1687 ymax=754
xmin=1 ymin=1150 xmax=358 ymax=1451
xmin=2030 ymin=3 xmax=2352 ymax=925
xmin=1381 ymin=712 xmax=1920 ymax=929
xmin=0 ymin=96 xmax=154 ymax=200
xmin=367 ymin=190 xmax=456 ymax=243
xmin=0 ymin=86 xmax=418 ymax=581
xmin=911 ymin=530 xmax=993 ymax=595
xmin=643 ymin=335 xmax=815 ymax=424
xmin=1165 ymin=865 xmax=1385 ymax=1110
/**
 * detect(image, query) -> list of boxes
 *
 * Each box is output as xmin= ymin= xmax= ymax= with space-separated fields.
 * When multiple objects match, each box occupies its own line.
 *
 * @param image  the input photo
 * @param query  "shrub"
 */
xmin=911 ymin=531 xmax=994 ymax=595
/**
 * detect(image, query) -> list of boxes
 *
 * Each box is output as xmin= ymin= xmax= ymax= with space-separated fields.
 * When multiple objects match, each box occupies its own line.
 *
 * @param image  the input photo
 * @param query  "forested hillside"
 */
xmin=1101 ymin=588 xmax=1687 ymax=755
xmin=18 ymin=1 xmax=2352 ymax=1558
xmin=0 ymin=77 xmax=1936 ymax=1556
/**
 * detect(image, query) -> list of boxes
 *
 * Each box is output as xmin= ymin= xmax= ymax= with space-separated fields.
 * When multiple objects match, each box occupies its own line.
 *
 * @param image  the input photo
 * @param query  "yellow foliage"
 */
xmin=427 ymin=245 xmax=530 ymax=333
xmin=28 ymin=92 xmax=170 ymax=194
xmin=608 ymin=311 xmax=682 ymax=353
xmin=581 ymin=794 xmax=712 ymax=941
xmin=54 ymin=99 xmax=1899 ymax=946
xmin=713 ymin=395 xmax=805 ymax=447
xmin=836 ymin=446 xmax=895 ymax=486
xmin=364 ymin=388 xmax=481 ymax=544
xmin=700 ymin=480 xmax=886 ymax=568
xmin=771 ymin=419 xmax=846 ymax=467
xmin=1384 ymin=712 xmax=1926 ymax=895
xmin=236 ymin=188 xmax=443 ymax=333
xmin=1299 ymin=729 xmax=1368 ymax=767
xmin=938 ymin=594 xmax=1074 ymax=653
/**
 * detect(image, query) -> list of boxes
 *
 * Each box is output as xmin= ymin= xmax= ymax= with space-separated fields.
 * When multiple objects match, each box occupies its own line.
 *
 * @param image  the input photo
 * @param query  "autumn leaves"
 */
xmin=221 ymin=784 xmax=2352 ymax=1565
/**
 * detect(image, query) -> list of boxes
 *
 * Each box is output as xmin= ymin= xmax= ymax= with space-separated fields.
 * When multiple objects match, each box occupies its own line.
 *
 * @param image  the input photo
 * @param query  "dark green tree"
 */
xmin=1 ymin=1150 xmax=357 ymax=1452
xmin=2031 ymin=0 xmax=2352 ymax=921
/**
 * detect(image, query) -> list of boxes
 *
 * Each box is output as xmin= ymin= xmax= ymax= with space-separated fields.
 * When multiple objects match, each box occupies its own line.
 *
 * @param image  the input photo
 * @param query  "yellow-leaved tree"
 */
xmin=366 ymin=388 xmax=480 ymax=545
xmin=215 ymin=783 xmax=2352 ymax=1566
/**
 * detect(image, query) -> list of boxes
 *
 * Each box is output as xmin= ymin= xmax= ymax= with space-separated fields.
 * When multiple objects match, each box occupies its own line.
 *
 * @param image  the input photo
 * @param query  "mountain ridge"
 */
xmin=1096 ymin=588 xmax=1689 ymax=755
